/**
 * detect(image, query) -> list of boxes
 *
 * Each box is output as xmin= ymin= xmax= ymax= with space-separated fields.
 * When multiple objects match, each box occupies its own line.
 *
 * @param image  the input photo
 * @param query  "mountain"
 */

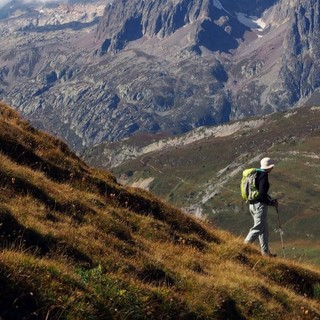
xmin=1 ymin=102 xmax=320 ymax=319
xmin=83 ymin=105 xmax=320 ymax=264
xmin=1 ymin=0 xmax=320 ymax=150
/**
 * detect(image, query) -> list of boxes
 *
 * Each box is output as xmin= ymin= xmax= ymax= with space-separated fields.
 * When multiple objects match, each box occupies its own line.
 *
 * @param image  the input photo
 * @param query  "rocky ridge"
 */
xmin=84 ymin=118 xmax=266 ymax=168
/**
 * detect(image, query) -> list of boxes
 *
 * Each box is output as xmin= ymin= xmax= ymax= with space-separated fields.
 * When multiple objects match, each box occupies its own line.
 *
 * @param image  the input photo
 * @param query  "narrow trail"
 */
xmin=139 ymin=159 xmax=164 ymax=174
xmin=139 ymin=158 xmax=202 ymax=188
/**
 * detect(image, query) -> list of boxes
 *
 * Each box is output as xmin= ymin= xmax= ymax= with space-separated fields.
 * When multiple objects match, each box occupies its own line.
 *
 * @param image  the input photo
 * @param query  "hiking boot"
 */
xmin=262 ymin=251 xmax=277 ymax=258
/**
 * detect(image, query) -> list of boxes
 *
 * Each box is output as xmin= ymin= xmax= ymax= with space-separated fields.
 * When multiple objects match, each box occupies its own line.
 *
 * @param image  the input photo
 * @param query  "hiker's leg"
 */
xmin=244 ymin=203 xmax=265 ymax=244
xmin=258 ymin=204 xmax=269 ymax=254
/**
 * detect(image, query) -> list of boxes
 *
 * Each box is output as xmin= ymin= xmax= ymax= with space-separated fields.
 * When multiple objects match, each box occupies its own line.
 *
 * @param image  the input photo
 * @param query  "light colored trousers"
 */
xmin=244 ymin=202 xmax=269 ymax=254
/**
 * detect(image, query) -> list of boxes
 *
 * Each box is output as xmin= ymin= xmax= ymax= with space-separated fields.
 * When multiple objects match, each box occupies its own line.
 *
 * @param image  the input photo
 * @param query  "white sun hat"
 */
xmin=260 ymin=157 xmax=275 ymax=170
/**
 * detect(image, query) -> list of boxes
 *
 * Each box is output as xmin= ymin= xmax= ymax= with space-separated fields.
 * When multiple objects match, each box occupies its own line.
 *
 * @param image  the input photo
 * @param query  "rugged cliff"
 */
xmin=95 ymin=0 xmax=280 ymax=51
xmin=273 ymin=0 xmax=320 ymax=108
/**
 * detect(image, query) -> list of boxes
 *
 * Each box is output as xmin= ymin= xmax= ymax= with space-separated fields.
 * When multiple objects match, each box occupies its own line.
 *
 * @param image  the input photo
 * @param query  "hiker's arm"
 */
xmin=270 ymin=198 xmax=278 ymax=208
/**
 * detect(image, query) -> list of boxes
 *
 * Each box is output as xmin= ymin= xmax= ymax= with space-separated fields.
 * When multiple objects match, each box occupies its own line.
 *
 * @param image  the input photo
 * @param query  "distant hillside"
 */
xmin=84 ymin=106 xmax=320 ymax=264
xmin=1 ymin=102 xmax=320 ymax=319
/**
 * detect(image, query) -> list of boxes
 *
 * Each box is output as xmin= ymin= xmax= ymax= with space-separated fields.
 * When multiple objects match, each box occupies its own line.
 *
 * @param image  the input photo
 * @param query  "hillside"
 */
xmin=84 ymin=106 xmax=320 ymax=265
xmin=1 ymin=102 xmax=320 ymax=319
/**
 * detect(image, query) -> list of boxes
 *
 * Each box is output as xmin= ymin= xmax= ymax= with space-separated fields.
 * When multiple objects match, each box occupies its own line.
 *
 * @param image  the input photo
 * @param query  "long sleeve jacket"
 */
xmin=254 ymin=170 xmax=273 ymax=205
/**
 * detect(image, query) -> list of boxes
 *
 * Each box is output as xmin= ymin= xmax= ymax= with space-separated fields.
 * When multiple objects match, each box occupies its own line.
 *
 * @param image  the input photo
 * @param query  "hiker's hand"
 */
xmin=271 ymin=199 xmax=278 ymax=208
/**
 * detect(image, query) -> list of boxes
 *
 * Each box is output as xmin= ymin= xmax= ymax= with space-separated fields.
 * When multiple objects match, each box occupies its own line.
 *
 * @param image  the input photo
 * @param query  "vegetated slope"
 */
xmin=86 ymin=106 xmax=320 ymax=264
xmin=1 ymin=101 xmax=320 ymax=319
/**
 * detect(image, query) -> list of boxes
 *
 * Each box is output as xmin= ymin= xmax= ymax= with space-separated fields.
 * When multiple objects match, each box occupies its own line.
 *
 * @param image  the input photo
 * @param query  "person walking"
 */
xmin=244 ymin=157 xmax=278 ymax=257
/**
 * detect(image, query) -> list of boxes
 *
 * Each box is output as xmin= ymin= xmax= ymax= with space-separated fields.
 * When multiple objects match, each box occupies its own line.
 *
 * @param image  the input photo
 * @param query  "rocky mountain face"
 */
xmin=275 ymin=0 xmax=320 ymax=109
xmin=95 ymin=0 xmax=277 ymax=53
xmin=1 ymin=0 xmax=320 ymax=150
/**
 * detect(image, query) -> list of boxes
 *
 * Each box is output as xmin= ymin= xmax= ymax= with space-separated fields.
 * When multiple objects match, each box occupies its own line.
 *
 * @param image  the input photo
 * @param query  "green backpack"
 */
xmin=240 ymin=168 xmax=259 ymax=202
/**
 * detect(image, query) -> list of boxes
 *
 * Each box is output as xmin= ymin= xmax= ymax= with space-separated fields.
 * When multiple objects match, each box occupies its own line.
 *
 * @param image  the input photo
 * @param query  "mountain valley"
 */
xmin=84 ymin=106 xmax=320 ymax=264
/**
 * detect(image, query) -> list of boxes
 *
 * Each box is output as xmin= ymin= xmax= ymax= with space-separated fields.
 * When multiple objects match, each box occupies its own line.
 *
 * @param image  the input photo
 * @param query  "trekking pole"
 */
xmin=276 ymin=207 xmax=286 ymax=258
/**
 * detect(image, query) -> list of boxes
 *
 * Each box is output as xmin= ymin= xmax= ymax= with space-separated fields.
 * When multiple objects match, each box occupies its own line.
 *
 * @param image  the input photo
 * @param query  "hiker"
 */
xmin=244 ymin=157 xmax=278 ymax=257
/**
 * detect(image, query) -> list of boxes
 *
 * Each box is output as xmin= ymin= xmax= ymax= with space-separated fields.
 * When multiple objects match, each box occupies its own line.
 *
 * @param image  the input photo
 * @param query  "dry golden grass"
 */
xmin=1 ymin=102 xmax=320 ymax=319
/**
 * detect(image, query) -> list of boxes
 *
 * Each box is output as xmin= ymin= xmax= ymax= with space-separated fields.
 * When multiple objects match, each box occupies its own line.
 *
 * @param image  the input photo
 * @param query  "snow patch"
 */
xmin=212 ymin=0 xmax=223 ymax=10
xmin=212 ymin=0 xmax=232 ymax=16
xmin=255 ymin=18 xmax=266 ymax=30
xmin=236 ymin=12 xmax=266 ymax=31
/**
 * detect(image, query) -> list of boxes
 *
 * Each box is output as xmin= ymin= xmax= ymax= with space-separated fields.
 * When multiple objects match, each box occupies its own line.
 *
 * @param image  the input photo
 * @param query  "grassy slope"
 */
xmin=108 ymin=107 xmax=320 ymax=264
xmin=1 ymin=102 xmax=320 ymax=319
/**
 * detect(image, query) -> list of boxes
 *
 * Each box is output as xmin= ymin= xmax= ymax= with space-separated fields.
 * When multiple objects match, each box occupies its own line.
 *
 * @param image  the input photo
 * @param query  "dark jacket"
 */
xmin=254 ymin=170 xmax=273 ymax=205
